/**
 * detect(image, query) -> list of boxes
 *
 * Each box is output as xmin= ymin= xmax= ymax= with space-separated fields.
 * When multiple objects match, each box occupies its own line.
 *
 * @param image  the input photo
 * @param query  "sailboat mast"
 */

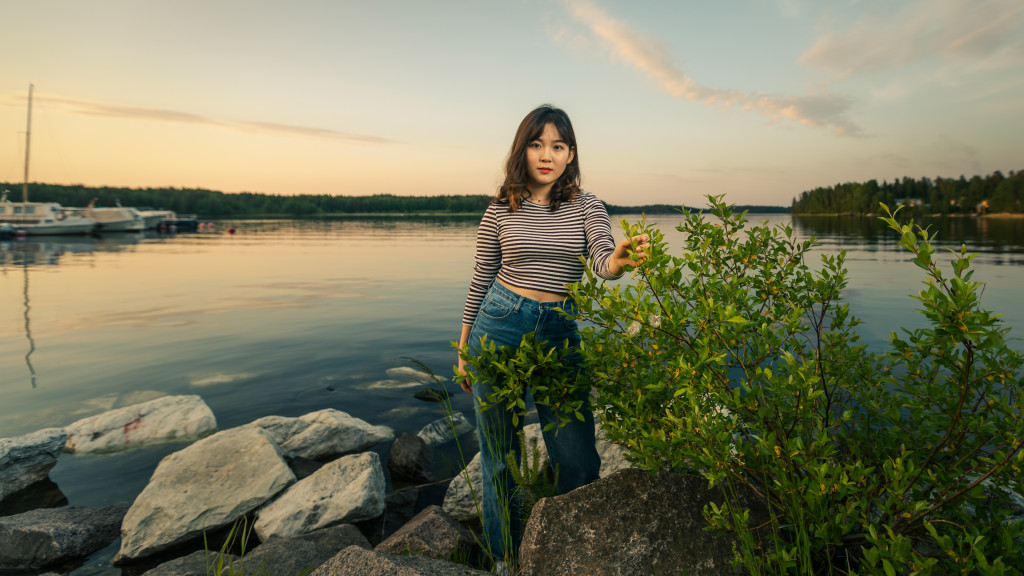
xmin=23 ymin=84 xmax=33 ymax=203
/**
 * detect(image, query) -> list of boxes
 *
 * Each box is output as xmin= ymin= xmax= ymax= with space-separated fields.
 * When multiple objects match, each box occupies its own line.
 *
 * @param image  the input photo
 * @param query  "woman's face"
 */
xmin=525 ymin=122 xmax=575 ymax=197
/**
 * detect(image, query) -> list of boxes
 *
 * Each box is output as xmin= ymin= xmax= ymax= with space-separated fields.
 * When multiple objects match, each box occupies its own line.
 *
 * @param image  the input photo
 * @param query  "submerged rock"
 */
xmin=0 ymin=505 xmax=127 ymax=570
xmin=255 ymin=452 xmax=385 ymax=541
xmin=116 ymin=426 xmax=295 ymax=562
xmin=0 ymin=428 xmax=67 ymax=502
xmin=248 ymin=408 xmax=393 ymax=460
xmin=385 ymin=366 xmax=435 ymax=383
xmin=63 ymin=394 xmax=216 ymax=454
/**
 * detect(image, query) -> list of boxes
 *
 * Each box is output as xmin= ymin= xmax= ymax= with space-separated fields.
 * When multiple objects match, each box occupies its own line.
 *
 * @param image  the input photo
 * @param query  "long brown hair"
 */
xmin=495 ymin=105 xmax=581 ymax=212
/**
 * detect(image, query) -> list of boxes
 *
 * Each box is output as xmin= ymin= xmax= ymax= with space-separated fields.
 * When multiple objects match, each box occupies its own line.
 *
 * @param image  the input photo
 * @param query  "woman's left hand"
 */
xmin=610 ymin=234 xmax=651 ymax=274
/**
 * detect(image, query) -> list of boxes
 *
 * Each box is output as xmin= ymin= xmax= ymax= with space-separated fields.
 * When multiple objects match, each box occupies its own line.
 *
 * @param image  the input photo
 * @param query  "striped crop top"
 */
xmin=461 ymin=192 xmax=623 ymax=326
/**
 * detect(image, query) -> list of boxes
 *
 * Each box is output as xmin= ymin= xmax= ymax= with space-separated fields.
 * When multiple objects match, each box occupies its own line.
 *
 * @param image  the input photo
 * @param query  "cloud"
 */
xmin=23 ymin=94 xmax=394 ymax=144
xmin=800 ymin=0 xmax=1024 ymax=78
xmin=561 ymin=0 xmax=862 ymax=137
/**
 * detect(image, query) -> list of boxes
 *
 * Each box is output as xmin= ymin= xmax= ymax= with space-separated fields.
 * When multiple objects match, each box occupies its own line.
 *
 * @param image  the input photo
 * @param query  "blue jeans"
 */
xmin=467 ymin=280 xmax=601 ymax=561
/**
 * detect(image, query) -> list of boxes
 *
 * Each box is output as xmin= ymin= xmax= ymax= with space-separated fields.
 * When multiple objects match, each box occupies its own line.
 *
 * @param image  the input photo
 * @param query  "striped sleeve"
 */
xmin=583 ymin=194 xmax=623 ymax=280
xmin=461 ymin=204 xmax=502 ymax=326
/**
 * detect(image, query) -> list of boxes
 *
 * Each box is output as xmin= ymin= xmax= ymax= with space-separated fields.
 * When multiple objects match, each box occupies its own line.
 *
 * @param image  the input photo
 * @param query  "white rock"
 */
xmin=416 ymin=412 xmax=475 ymax=447
xmin=64 ymin=395 xmax=216 ymax=454
xmin=442 ymin=452 xmax=482 ymax=522
xmin=255 ymin=452 xmax=385 ymax=540
xmin=248 ymin=409 xmax=393 ymax=460
xmin=0 ymin=428 xmax=67 ymax=501
xmin=115 ymin=426 xmax=295 ymax=561
xmin=596 ymin=422 xmax=635 ymax=478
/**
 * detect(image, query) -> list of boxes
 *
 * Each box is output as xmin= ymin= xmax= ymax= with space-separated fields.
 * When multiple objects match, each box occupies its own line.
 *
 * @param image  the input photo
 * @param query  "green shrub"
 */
xmin=463 ymin=332 xmax=590 ymax=430
xmin=568 ymin=196 xmax=1024 ymax=574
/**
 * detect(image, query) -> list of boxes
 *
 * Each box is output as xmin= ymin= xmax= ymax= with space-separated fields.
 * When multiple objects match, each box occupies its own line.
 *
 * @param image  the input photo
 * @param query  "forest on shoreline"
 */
xmin=0 ymin=182 xmax=788 ymax=217
xmin=792 ymin=169 xmax=1023 ymax=215
xmin=10 ymin=169 xmax=1020 ymax=219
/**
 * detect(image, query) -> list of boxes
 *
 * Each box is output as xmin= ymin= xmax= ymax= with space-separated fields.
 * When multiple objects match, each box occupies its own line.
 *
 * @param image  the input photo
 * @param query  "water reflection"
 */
xmin=22 ymin=262 xmax=36 ymax=388
xmin=1 ymin=234 xmax=153 ymax=389
xmin=791 ymin=215 xmax=1024 ymax=254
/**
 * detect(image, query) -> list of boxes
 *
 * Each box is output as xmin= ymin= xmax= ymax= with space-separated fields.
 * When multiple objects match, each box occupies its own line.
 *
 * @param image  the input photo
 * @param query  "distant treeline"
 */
xmin=791 ymin=170 xmax=1023 ymax=215
xmin=606 ymin=203 xmax=790 ymax=215
xmin=1 ymin=182 xmax=789 ymax=217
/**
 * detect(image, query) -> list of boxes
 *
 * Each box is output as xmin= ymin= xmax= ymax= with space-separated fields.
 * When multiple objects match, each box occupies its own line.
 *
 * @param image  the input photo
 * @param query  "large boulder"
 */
xmin=0 ymin=505 xmax=127 ymax=570
xmin=518 ymin=468 xmax=769 ymax=576
xmin=235 ymin=523 xmax=371 ymax=576
xmin=0 ymin=428 xmax=67 ymax=502
xmin=63 ymin=395 xmax=217 ymax=454
xmin=116 ymin=426 xmax=295 ymax=562
xmin=310 ymin=545 xmax=489 ymax=576
xmin=375 ymin=505 xmax=476 ymax=560
xmin=248 ymin=409 xmax=393 ymax=460
xmin=417 ymin=412 xmax=475 ymax=447
xmin=255 ymin=452 xmax=385 ymax=541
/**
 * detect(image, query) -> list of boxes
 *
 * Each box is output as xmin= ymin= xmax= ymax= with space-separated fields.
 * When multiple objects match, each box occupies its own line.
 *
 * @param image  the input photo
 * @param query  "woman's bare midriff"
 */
xmin=498 ymin=278 xmax=566 ymax=303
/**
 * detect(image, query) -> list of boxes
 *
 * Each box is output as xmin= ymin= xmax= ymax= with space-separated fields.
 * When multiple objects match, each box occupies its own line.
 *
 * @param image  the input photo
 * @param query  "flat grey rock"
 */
xmin=236 ymin=523 xmax=371 ymax=576
xmin=0 ymin=428 xmax=67 ymax=502
xmin=310 ymin=545 xmax=489 ymax=576
xmin=141 ymin=549 xmax=237 ymax=576
xmin=376 ymin=505 xmax=475 ymax=561
xmin=0 ymin=505 xmax=127 ymax=570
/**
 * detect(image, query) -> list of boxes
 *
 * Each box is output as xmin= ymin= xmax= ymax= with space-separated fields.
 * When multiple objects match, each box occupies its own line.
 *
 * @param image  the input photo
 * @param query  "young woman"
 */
xmin=456 ymin=105 xmax=647 ymax=564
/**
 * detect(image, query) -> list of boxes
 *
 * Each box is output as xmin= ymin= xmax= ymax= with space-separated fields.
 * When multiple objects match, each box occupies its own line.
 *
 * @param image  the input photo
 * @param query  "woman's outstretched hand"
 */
xmin=457 ymin=356 xmax=472 ymax=393
xmin=610 ymin=234 xmax=651 ymax=275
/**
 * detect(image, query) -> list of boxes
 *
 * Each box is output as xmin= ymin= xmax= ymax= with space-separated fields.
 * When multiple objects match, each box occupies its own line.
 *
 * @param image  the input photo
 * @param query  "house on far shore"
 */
xmin=977 ymin=199 xmax=990 ymax=214
xmin=895 ymin=197 xmax=924 ymax=208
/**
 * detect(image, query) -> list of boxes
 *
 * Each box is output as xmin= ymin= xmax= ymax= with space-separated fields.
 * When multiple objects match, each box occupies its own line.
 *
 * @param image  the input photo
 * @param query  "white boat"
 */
xmin=0 ymin=191 xmax=97 ymax=235
xmin=1 ymin=85 xmax=97 ymax=236
xmin=78 ymin=199 xmax=145 ymax=232
xmin=137 ymin=209 xmax=172 ymax=229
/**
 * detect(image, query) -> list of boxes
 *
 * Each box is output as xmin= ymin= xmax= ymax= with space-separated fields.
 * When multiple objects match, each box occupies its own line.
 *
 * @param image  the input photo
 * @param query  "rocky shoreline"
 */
xmin=8 ymin=378 xmax=1019 ymax=575
xmin=0 ymin=372 xmax=770 ymax=576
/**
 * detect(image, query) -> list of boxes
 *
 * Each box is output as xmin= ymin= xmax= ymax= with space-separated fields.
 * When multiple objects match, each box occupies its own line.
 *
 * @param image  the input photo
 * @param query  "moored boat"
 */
xmin=0 ymin=191 xmax=97 ymax=235
xmin=78 ymin=199 xmax=145 ymax=232
xmin=137 ymin=209 xmax=172 ymax=229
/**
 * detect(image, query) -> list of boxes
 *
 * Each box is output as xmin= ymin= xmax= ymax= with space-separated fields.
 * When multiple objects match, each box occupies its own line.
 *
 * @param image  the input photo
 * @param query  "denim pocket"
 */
xmin=479 ymin=291 xmax=514 ymax=321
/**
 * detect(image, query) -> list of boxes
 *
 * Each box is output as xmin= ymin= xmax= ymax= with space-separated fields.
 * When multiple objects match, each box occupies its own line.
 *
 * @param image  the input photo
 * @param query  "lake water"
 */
xmin=1 ymin=212 xmax=1023 ymax=572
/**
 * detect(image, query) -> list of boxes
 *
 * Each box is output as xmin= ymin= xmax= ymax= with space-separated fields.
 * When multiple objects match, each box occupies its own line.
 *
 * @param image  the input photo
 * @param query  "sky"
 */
xmin=1 ymin=0 xmax=1021 ymax=207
